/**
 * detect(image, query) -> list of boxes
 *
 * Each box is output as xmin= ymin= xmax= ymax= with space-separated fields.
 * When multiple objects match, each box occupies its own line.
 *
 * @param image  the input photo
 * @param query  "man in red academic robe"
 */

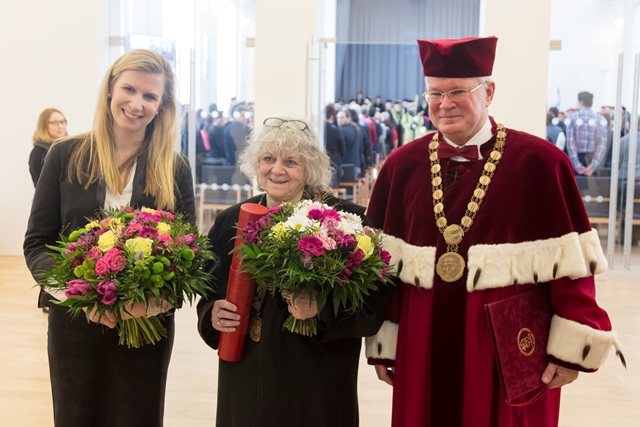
xmin=365 ymin=36 xmax=625 ymax=427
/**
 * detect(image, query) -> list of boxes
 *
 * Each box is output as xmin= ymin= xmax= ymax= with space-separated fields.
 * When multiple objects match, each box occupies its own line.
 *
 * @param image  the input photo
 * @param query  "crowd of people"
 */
xmin=24 ymin=37 xmax=627 ymax=427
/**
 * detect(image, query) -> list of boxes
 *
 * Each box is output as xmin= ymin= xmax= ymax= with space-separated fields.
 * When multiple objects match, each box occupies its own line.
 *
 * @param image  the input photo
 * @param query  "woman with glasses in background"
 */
xmin=197 ymin=117 xmax=390 ymax=427
xmin=29 ymin=108 xmax=68 ymax=185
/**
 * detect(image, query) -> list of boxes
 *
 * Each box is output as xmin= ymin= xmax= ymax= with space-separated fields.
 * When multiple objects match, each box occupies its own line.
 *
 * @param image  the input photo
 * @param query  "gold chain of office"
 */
xmin=429 ymin=124 xmax=506 ymax=282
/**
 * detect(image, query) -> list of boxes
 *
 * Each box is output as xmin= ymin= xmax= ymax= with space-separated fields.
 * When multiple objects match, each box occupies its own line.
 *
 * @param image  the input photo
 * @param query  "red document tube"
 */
xmin=218 ymin=202 xmax=269 ymax=362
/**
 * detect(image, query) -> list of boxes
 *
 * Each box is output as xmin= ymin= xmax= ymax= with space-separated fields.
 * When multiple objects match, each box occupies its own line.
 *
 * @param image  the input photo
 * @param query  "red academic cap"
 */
xmin=417 ymin=36 xmax=498 ymax=78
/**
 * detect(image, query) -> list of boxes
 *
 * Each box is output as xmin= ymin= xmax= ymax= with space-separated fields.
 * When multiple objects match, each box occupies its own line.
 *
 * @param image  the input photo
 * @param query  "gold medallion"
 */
xmin=443 ymin=224 xmax=464 ymax=245
xmin=436 ymin=252 xmax=466 ymax=282
xmin=249 ymin=316 xmax=262 ymax=342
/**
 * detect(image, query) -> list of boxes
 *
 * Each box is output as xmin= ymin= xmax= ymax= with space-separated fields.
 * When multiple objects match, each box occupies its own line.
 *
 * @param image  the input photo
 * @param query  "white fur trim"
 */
xmin=547 ymin=314 xmax=617 ymax=370
xmin=381 ymin=234 xmax=436 ymax=289
xmin=466 ymin=230 xmax=607 ymax=292
xmin=365 ymin=320 xmax=398 ymax=361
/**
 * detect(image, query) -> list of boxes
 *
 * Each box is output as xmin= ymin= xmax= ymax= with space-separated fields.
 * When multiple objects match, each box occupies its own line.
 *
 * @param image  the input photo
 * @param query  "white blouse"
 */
xmin=104 ymin=161 xmax=137 ymax=209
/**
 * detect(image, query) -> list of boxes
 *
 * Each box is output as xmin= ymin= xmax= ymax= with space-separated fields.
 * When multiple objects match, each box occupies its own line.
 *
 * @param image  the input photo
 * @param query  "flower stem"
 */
xmin=118 ymin=316 xmax=168 ymax=348
xmin=283 ymin=315 xmax=317 ymax=336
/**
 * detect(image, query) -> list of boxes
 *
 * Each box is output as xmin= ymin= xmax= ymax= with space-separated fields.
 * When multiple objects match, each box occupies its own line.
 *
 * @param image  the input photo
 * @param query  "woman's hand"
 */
xmin=211 ymin=299 xmax=240 ymax=332
xmin=542 ymin=362 xmax=579 ymax=389
xmin=283 ymin=289 xmax=318 ymax=320
xmin=83 ymin=305 xmax=117 ymax=328
xmin=120 ymin=302 xmax=149 ymax=320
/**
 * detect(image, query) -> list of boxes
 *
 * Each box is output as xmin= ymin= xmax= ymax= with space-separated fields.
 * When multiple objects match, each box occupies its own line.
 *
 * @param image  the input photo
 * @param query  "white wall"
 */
xmin=254 ymin=0 xmax=318 ymax=124
xmin=0 ymin=1 xmax=108 ymax=256
xmin=483 ymin=0 xmax=552 ymax=138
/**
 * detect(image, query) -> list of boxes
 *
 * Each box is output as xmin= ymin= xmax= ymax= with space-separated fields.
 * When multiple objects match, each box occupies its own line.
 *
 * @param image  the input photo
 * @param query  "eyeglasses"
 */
xmin=48 ymin=120 xmax=67 ymax=126
xmin=263 ymin=117 xmax=309 ymax=132
xmin=423 ymin=83 xmax=484 ymax=104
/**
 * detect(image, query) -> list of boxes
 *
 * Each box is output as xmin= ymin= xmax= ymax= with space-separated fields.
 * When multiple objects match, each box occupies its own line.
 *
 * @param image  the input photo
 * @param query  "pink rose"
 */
xmin=158 ymin=233 xmax=173 ymax=245
xmin=86 ymin=246 xmax=102 ymax=260
xmin=95 ymin=258 xmax=109 ymax=276
xmin=105 ymin=248 xmax=127 ymax=272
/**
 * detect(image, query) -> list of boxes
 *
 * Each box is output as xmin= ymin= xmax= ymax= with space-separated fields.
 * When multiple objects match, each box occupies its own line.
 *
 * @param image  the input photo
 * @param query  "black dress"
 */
xmin=197 ymin=193 xmax=390 ymax=427
xmin=24 ymin=138 xmax=195 ymax=427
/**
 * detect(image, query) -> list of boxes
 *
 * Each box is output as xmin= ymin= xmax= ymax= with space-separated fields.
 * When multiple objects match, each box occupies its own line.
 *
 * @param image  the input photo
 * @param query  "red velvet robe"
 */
xmin=365 ymin=118 xmax=621 ymax=427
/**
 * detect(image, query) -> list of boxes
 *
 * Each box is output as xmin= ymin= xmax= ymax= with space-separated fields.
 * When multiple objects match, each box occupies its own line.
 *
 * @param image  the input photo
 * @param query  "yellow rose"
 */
xmin=98 ymin=230 xmax=119 ymax=252
xmin=141 ymin=207 xmax=157 ymax=214
xmin=125 ymin=237 xmax=153 ymax=258
xmin=157 ymin=222 xmax=171 ymax=234
xmin=355 ymin=235 xmax=374 ymax=259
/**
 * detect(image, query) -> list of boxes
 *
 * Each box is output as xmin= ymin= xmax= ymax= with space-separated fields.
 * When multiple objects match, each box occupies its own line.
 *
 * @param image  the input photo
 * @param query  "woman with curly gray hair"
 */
xmin=197 ymin=117 xmax=390 ymax=427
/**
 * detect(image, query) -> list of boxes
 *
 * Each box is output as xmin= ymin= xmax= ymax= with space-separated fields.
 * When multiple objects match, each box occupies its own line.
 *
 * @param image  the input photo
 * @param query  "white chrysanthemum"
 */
xmin=337 ymin=211 xmax=364 ymax=234
xmin=285 ymin=214 xmax=316 ymax=232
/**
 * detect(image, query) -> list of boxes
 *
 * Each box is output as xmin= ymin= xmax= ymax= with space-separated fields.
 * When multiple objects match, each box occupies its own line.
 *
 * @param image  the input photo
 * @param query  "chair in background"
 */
xmin=198 ymin=165 xmax=252 ymax=231
xmin=575 ymin=175 xmax=611 ymax=225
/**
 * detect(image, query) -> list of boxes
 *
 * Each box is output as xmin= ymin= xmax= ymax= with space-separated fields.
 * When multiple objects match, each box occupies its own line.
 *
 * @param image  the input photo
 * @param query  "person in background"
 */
xmin=324 ymin=103 xmax=346 ymax=188
xmin=546 ymin=111 xmax=566 ymax=151
xmin=196 ymin=117 xmax=389 ymax=426
xmin=29 ymin=108 xmax=68 ymax=186
xmin=565 ymin=91 xmax=608 ymax=176
xmin=207 ymin=110 xmax=227 ymax=165
xmin=366 ymin=36 xmax=622 ymax=427
xmin=224 ymin=106 xmax=251 ymax=166
xmin=23 ymin=49 xmax=195 ymax=427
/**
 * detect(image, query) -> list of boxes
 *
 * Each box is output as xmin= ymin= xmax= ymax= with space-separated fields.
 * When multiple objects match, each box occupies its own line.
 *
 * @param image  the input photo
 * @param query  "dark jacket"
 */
xmin=196 ymin=193 xmax=390 ymax=427
xmin=208 ymin=124 xmax=226 ymax=159
xmin=28 ymin=140 xmax=52 ymax=186
xmin=324 ymin=121 xmax=346 ymax=186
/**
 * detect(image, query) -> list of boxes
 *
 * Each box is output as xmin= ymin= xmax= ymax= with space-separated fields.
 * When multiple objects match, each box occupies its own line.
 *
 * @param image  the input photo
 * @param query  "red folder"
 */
xmin=218 ymin=202 xmax=269 ymax=362
xmin=484 ymin=285 xmax=554 ymax=403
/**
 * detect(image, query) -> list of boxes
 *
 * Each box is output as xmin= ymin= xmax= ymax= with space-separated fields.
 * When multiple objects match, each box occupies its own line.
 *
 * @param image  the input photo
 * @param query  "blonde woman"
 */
xmin=24 ymin=49 xmax=194 ymax=427
xmin=29 ymin=108 xmax=68 ymax=185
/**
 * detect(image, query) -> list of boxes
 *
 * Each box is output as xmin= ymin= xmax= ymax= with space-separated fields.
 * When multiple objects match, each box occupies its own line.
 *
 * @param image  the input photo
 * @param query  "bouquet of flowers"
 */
xmin=238 ymin=199 xmax=392 ymax=336
xmin=40 ymin=206 xmax=216 ymax=348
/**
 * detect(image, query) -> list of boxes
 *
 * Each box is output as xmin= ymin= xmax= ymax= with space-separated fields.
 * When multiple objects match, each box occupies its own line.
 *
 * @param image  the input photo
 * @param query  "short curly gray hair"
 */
xmin=238 ymin=117 xmax=333 ymax=194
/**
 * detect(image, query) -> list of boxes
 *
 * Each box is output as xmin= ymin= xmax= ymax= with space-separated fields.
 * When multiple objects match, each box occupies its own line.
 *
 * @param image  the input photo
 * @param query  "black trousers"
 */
xmin=47 ymin=305 xmax=174 ymax=427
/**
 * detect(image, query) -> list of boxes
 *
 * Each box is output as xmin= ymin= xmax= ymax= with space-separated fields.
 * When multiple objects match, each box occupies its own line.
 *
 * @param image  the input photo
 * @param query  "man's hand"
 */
xmin=541 ymin=362 xmax=579 ymax=389
xmin=374 ymin=364 xmax=395 ymax=386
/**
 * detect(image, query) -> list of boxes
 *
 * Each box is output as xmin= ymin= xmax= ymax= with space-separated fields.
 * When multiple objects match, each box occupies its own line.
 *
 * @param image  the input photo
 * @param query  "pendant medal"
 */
xmin=249 ymin=316 xmax=262 ymax=342
xmin=436 ymin=252 xmax=466 ymax=282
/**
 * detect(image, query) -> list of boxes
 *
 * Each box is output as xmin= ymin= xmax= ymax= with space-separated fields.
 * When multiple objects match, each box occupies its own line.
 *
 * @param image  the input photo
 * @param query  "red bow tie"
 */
xmin=437 ymin=140 xmax=479 ymax=160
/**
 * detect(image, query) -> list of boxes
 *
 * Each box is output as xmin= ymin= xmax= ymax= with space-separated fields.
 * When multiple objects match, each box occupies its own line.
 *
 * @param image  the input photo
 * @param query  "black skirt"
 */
xmin=47 ymin=305 xmax=174 ymax=427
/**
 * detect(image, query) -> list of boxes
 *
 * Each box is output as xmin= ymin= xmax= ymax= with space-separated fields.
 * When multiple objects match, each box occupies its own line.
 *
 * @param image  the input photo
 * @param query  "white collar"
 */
xmin=442 ymin=118 xmax=493 ymax=161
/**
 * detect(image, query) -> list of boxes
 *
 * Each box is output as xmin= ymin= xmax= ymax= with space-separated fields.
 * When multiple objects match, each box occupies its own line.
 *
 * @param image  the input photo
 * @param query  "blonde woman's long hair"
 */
xmin=32 ymin=108 xmax=68 ymax=144
xmin=67 ymin=49 xmax=181 ymax=210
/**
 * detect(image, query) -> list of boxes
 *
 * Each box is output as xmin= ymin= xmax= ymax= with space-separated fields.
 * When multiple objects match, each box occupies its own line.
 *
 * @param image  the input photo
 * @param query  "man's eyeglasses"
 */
xmin=423 ymin=83 xmax=484 ymax=104
xmin=48 ymin=120 xmax=67 ymax=126
xmin=263 ymin=117 xmax=309 ymax=132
